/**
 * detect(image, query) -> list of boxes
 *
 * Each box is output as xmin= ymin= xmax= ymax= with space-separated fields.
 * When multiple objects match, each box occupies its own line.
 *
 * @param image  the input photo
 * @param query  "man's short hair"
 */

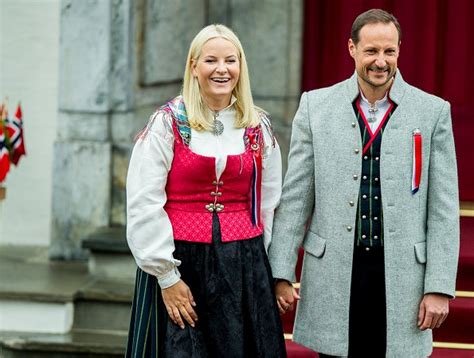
xmin=351 ymin=9 xmax=402 ymax=45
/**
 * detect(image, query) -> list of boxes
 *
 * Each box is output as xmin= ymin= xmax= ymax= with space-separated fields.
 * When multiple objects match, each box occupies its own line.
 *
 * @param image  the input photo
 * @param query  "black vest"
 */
xmin=353 ymin=98 xmax=397 ymax=247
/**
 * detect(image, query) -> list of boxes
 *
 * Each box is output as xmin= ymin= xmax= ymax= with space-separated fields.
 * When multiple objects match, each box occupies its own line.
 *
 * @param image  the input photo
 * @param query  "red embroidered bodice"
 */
xmin=164 ymin=116 xmax=264 ymax=243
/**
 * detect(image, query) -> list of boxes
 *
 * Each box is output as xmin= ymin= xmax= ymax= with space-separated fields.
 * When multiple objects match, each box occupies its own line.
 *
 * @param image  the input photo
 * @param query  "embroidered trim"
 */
xmin=165 ymin=97 xmax=191 ymax=146
xmin=355 ymin=96 xmax=394 ymax=155
xmin=258 ymin=111 xmax=276 ymax=148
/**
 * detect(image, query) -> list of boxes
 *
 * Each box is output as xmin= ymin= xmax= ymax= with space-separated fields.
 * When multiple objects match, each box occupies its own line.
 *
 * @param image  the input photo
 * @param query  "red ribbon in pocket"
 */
xmin=412 ymin=129 xmax=422 ymax=194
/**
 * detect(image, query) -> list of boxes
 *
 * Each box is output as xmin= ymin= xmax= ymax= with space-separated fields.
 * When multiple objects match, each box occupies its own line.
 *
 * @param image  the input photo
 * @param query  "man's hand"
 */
xmin=418 ymin=293 xmax=450 ymax=330
xmin=275 ymin=280 xmax=301 ymax=314
xmin=162 ymin=280 xmax=198 ymax=329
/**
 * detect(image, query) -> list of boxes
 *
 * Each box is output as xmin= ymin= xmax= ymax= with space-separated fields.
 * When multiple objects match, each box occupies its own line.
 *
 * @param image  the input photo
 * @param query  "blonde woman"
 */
xmin=126 ymin=24 xmax=286 ymax=357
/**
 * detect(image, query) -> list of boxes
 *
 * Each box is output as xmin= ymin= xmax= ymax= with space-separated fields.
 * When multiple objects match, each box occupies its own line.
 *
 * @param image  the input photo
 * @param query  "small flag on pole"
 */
xmin=0 ymin=104 xmax=11 ymax=182
xmin=6 ymin=103 xmax=26 ymax=165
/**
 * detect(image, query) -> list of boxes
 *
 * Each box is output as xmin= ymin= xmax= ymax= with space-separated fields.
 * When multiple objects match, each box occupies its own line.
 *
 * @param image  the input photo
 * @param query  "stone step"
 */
xmin=73 ymin=300 xmax=131 ymax=334
xmin=73 ymin=277 xmax=134 ymax=333
xmin=0 ymin=330 xmax=125 ymax=358
xmin=0 ymin=245 xmax=135 ymax=335
xmin=73 ymin=257 xmax=134 ymax=331
xmin=82 ymin=226 xmax=136 ymax=280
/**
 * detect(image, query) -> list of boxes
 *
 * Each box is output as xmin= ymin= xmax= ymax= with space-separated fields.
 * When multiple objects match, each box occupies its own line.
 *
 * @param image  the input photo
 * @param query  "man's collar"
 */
xmin=346 ymin=69 xmax=406 ymax=104
xmin=360 ymin=88 xmax=388 ymax=106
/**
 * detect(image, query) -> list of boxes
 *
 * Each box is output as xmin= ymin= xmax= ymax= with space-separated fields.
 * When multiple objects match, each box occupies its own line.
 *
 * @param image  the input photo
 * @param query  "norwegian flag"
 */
xmin=0 ymin=104 xmax=10 ymax=181
xmin=6 ymin=104 xmax=26 ymax=166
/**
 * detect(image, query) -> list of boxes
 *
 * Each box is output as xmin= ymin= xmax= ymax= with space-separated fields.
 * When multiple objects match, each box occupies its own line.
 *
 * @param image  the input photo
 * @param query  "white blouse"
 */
xmin=126 ymin=105 xmax=282 ymax=289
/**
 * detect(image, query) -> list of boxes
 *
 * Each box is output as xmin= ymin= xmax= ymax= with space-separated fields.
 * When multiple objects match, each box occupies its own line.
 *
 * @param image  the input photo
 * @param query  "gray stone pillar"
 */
xmin=50 ymin=0 xmax=134 ymax=259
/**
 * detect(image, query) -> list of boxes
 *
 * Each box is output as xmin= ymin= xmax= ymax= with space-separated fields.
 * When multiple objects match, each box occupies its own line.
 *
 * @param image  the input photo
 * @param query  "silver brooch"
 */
xmin=213 ymin=111 xmax=224 ymax=136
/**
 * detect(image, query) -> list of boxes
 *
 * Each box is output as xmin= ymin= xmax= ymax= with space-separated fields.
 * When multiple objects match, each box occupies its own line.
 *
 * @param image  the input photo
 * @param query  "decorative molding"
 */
xmin=460 ymin=201 xmax=474 ymax=217
xmin=433 ymin=342 xmax=474 ymax=350
xmin=456 ymin=291 xmax=474 ymax=298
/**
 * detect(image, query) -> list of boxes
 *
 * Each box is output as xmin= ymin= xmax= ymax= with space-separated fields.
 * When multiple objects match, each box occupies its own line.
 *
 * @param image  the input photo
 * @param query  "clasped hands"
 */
xmin=275 ymin=280 xmax=300 ymax=314
xmin=161 ymin=280 xmax=198 ymax=329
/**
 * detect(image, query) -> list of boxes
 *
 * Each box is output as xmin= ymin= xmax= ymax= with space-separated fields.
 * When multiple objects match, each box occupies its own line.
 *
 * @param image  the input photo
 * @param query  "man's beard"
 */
xmin=361 ymin=66 xmax=395 ymax=88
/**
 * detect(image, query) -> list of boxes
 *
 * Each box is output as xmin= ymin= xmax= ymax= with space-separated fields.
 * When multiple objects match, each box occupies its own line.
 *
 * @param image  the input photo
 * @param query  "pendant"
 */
xmin=213 ymin=119 xmax=224 ymax=136
xmin=368 ymin=106 xmax=378 ymax=123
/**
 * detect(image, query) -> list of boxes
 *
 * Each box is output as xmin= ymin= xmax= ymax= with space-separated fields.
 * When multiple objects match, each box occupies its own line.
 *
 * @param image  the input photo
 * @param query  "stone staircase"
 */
xmin=0 ymin=237 xmax=133 ymax=357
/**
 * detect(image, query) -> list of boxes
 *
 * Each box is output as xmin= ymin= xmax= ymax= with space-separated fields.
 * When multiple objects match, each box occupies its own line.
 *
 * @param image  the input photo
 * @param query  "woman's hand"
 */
xmin=161 ymin=280 xmax=198 ymax=329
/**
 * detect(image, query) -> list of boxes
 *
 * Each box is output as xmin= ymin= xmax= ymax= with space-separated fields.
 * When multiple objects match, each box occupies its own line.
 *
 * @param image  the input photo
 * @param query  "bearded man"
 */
xmin=269 ymin=8 xmax=459 ymax=358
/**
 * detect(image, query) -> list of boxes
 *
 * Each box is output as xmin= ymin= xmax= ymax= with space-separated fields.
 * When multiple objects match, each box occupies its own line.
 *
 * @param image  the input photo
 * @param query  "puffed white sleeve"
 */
xmin=126 ymin=110 xmax=181 ymax=289
xmin=260 ymin=115 xmax=283 ymax=251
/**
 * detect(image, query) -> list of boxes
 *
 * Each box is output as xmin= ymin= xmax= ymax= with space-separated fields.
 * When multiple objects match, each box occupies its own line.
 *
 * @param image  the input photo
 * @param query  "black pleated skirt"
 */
xmin=126 ymin=213 xmax=287 ymax=358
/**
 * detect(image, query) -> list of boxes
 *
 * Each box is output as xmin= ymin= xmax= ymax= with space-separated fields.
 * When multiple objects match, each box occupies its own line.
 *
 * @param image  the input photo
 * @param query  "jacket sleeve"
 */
xmin=126 ymin=111 xmax=182 ymax=289
xmin=268 ymin=92 xmax=315 ymax=282
xmin=424 ymin=101 xmax=460 ymax=297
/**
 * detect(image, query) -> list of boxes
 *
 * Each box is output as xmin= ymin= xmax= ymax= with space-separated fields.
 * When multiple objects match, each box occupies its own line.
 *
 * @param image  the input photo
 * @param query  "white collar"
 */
xmin=222 ymin=95 xmax=237 ymax=111
xmin=359 ymin=89 xmax=388 ymax=107
xmin=208 ymin=95 xmax=237 ymax=114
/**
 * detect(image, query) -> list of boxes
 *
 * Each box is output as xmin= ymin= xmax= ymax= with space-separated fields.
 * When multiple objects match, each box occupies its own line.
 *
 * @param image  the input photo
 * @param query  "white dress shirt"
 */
xmin=359 ymin=90 xmax=390 ymax=132
xmin=126 ymin=105 xmax=282 ymax=288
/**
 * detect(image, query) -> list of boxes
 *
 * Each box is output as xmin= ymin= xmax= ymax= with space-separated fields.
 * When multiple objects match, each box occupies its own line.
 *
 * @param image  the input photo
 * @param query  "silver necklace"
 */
xmin=212 ymin=110 xmax=224 ymax=136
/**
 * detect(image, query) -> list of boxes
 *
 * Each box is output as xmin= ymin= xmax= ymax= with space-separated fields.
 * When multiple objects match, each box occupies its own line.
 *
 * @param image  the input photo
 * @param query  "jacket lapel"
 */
xmin=388 ymin=70 xmax=407 ymax=105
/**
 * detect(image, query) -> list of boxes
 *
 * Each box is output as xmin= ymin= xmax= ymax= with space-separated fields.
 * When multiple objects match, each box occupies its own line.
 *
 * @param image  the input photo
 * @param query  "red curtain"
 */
xmin=303 ymin=0 xmax=474 ymax=200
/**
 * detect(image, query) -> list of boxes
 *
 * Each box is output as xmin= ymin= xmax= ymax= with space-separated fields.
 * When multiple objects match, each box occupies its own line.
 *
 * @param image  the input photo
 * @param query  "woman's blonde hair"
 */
xmin=182 ymin=24 xmax=260 ymax=131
